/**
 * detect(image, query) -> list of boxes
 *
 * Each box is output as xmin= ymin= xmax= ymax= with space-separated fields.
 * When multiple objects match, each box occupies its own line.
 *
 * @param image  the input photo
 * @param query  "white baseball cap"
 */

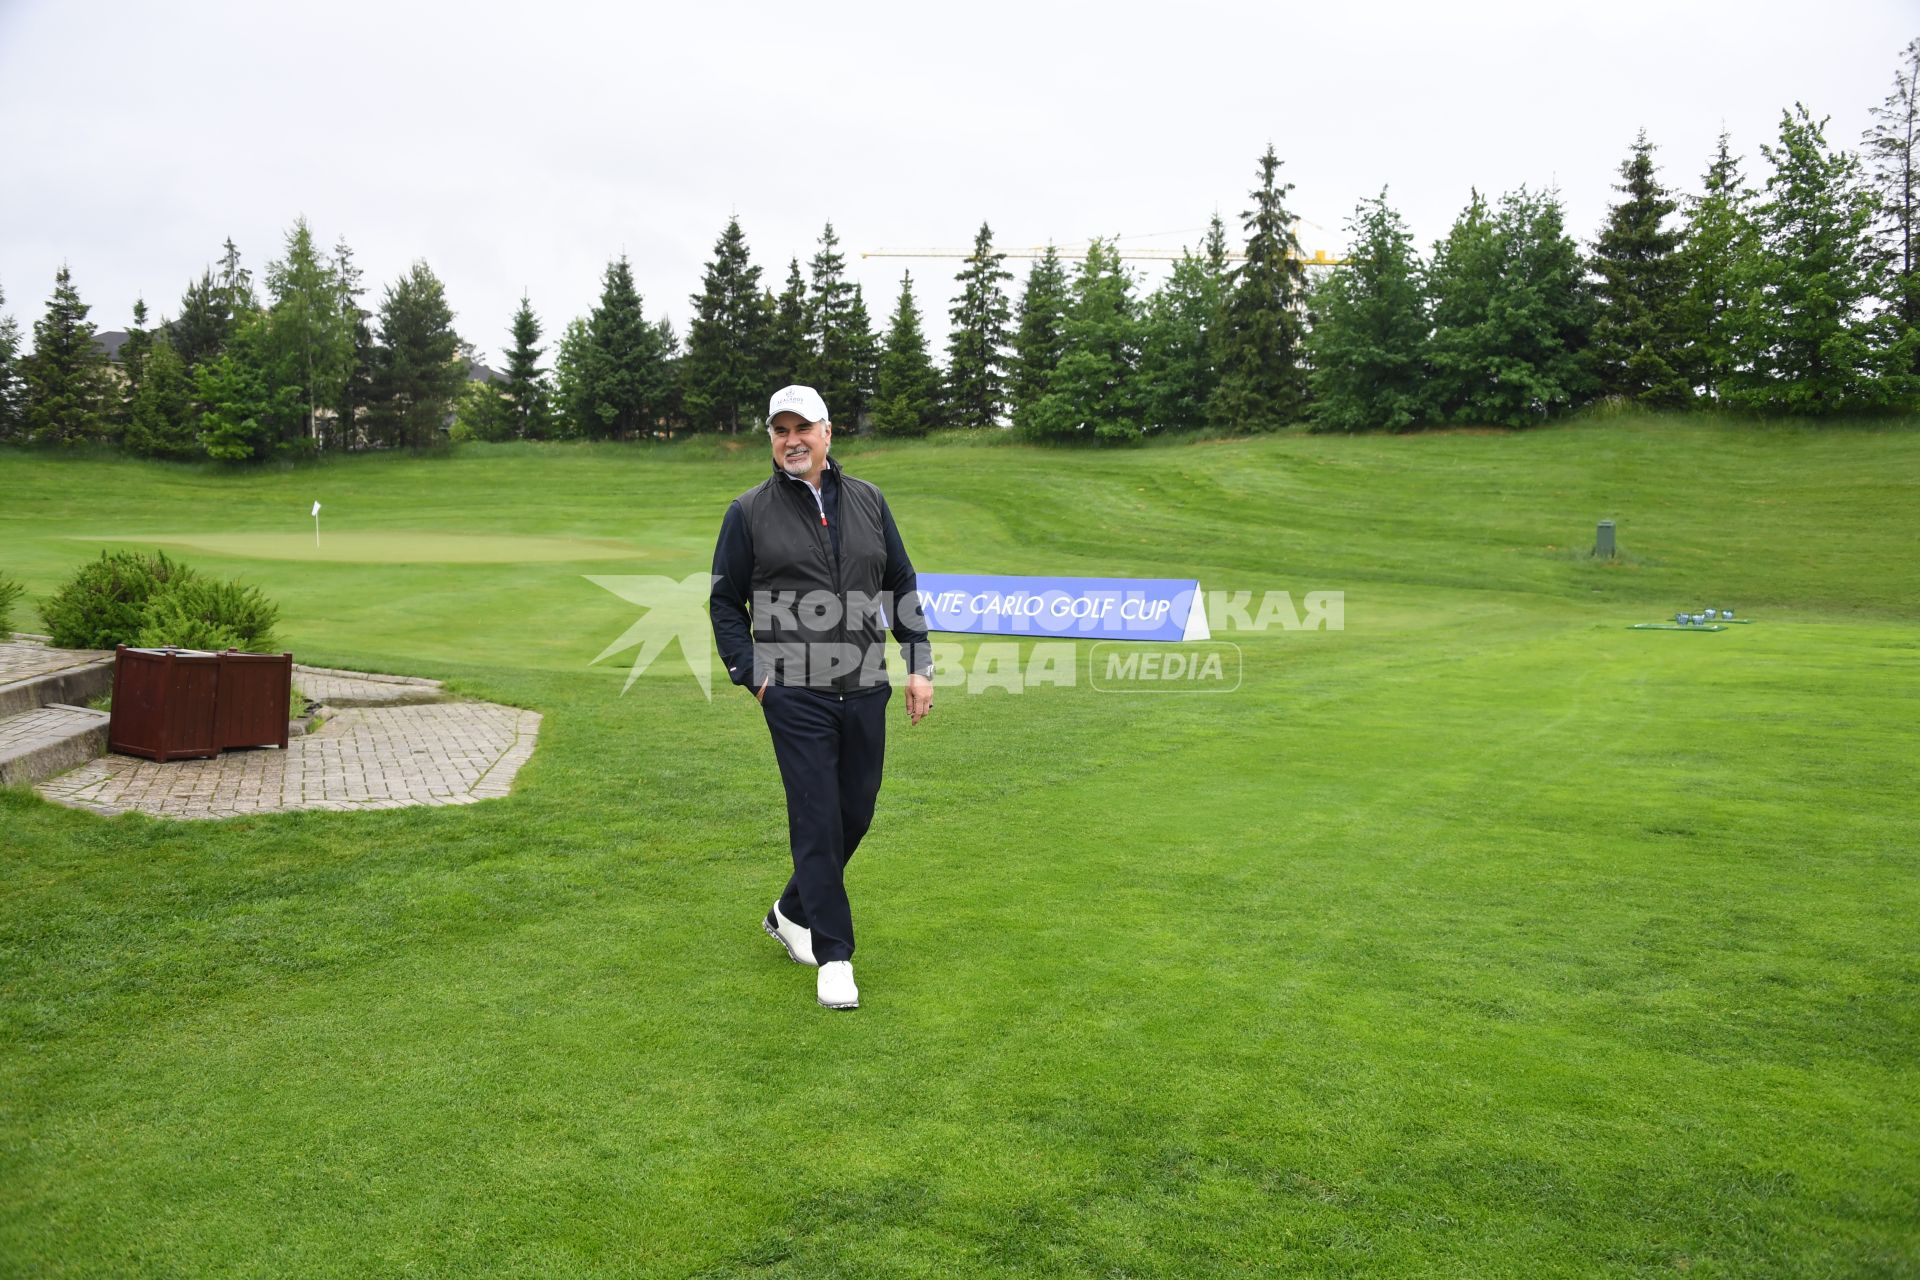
xmin=767 ymin=384 xmax=830 ymax=426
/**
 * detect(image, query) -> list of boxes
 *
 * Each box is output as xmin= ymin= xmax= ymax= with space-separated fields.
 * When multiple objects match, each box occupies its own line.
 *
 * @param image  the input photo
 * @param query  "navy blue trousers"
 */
xmin=761 ymin=683 xmax=890 ymax=964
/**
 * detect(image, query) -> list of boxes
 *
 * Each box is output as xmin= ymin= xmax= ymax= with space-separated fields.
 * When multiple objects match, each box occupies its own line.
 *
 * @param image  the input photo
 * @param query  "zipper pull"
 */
xmin=820 ymin=511 xmax=828 ymax=527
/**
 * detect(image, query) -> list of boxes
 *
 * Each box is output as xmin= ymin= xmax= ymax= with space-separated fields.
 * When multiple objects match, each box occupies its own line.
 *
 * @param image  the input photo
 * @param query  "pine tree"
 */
xmin=368 ymin=261 xmax=464 ymax=448
xmin=806 ymin=223 xmax=862 ymax=423
xmin=22 ymin=265 xmax=113 ymax=445
xmin=332 ymin=236 xmax=375 ymax=449
xmin=1021 ymin=240 xmax=1141 ymax=441
xmin=1864 ymin=38 xmax=1920 ymax=375
xmin=945 ymin=222 xmax=1013 ymax=428
xmin=124 ymin=331 xmax=198 ymax=459
xmin=1726 ymin=105 xmax=1915 ymax=413
xmin=871 ymin=272 xmax=942 ymax=436
xmin=1211 ymin=145 xmax=1310 ymax=431
xmin=1008 ymin=245 xmax=1069 ymax=434
xmin=683 ymin=217 xmax=769 ymax=433
xmin=263 ymin=218 xmax=352 ymax=448
xmin=1676 ymin=133 xmax=1757 ymax=405
xmin=765 ymin=257 xmax=812 ymax=390
xmin=1305 ymin=190 xmax=1430 ymax=432
xmin=0 ymin=284 xmax=23 ymax=440
xmin=1589 ymin=131 xmax=1690 ymax=405
xmin=1428 ymin=188 xmax=1590 ymax=426
xmin=503 ymin=293 xmax=552 ymax=438
xmin=580 ymin=256 xmax=669 ymax=438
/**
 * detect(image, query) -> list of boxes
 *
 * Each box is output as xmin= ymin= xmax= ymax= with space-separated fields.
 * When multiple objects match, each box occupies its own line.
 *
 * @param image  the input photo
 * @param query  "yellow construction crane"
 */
xmin=861 ymin=246 xmax=1348 ymax=267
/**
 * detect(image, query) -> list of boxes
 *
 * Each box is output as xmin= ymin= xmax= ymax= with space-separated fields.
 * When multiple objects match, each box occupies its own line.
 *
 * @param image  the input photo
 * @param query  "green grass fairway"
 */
xmin=65 ymin=531 xmax=653 ymax=563
xmin=3 ymin=418 xmax=1917 ymax=1277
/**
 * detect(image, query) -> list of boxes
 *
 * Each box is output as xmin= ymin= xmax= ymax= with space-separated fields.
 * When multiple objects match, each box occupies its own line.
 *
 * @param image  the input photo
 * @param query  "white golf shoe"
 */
xmin=816 ymin=960 xmax=858 ymax=1010
xmin=763 ymin=902 xmax=816 ymax=966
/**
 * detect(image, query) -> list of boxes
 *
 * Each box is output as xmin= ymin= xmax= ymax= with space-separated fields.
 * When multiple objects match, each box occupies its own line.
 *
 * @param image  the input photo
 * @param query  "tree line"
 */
xmin=0 ymin=224 xmax=463 ymax=459
xmin=1 ymin=40 xmax=1915 ymax=457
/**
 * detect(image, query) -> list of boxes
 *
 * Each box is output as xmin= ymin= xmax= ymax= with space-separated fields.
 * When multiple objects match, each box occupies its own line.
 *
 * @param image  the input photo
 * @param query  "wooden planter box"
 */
xmin=109 ymin=646 xmax=221 ymax=762
xmin=214 ymin=649 xmax=292 ymax=751
xmin=109 ymin=646 xmax=294 ymax=762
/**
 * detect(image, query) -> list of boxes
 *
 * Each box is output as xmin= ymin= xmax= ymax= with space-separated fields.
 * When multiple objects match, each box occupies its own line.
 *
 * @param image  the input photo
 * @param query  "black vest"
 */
xmin=739 ymin=463 xmax=891 ymax=693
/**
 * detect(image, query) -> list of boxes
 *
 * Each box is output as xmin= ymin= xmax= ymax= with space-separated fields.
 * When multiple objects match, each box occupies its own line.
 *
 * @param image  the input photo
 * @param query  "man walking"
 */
xmin=709 ymin=385 xmax=934 ymax=1010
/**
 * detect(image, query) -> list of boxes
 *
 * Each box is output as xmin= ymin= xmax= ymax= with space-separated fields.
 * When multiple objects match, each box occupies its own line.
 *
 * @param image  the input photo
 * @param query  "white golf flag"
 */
xmin=311 ymin=501 xmax=321 ymax=516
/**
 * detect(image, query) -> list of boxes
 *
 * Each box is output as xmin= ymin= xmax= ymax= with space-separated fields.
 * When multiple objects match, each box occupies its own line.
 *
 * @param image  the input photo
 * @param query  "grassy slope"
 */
xmin=0 ymin=416 xmax=1916 ymax=1277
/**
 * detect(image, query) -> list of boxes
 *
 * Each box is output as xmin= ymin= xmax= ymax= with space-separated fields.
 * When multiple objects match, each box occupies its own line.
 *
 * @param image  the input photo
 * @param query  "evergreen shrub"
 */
xmin=39 ymin=550 xmax=277 ymax=651
xmin=0 ymin=574 xmax=22 ymax=636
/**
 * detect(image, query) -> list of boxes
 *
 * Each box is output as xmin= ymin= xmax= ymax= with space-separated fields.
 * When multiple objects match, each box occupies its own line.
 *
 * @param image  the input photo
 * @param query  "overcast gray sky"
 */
xmin=1 ymin=1 xmax=1912 ymax=364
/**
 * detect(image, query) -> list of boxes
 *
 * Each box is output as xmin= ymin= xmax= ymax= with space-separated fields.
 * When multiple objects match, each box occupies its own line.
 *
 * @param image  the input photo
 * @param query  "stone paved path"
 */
xmin=37 ymin=702 xmax=541 ymax=820
xmin=0 ymin=637 xmax=111 ymax=682
xmin=292 ymin=664 xmax=447 ymax=706
xmin=0 ymin=704 xmax=104 ymax=756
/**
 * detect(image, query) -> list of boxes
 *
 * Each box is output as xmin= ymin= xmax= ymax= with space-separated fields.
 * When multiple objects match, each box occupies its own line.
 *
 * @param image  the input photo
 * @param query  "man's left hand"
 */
xmin=906 ymin=673 xmax=933 ymax=726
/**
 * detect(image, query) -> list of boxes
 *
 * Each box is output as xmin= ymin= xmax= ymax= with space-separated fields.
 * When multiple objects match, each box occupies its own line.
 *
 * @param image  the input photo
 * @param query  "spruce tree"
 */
xmin=195 ymin=318 xmax=296 ymax=460
xmin=1589 ymin=131 xmax=1690 ymax=405
xmin=845 ymin=283 xmax=879 ymax=427
xmin=765 ymin=258 xmax=812 ymax=389
xmin=1864 ymin=38 xmax=1920 ymax=374
xmin=167 ymin=269 xmax=232 ymax=371
xmin=871 ymin=272 xmax=942 ymax=436
xmin=1305 ymin=190 xmax=1430 ymax=432
xmin=1426 ymin=190 xmax=1501 ymax=423
xmin=369 ymin=261 xmax=464 ymax=448
xmin=124 ymin=332 xmax=198 ymax=459
xmin=263 ymin=218 xmax=352 ymax=447
xmin=945 ymin=221 xmax=1013 ymax=428
xmin=683 ymin=217 xmax=769 ymax=432
xmin=581 ymin=256 xmax=669 ymax=438
xmin=1726 ymin=105 xmax=1914 ymax=412
xmin=1428 ymin=188 xmax=1590 ymax=426
xmin=806 ymin=223 xmax=862 ymax=423
xmin=1140 ymin=245 xmax=1227 ymax=434
xmin=503 ymin=293 xmax=552 ymax=438
xmin=552 ymin=317 xmax=594 ymax=438
xmin=1211 ymin=145 xmax=1310 ymax=431
xmin=1022 ymin=240 xmax=1141 ymax=441
xmin=1675 ymin=133 xmax=1756 ymax=405
xmin=332 ymin=237 xmax=375 ymax=449
xmin=218 ymin=237 xmax=255 ymax=313
xmin=116 ymin=297 xmax=155 ymax=438
xmin=22 ymin=265 xmax=113 ymax=445
xmin=653 ymin=317 xmax=684 ymax=431
xmin=0 ymin=284 xmax=23 ymax=440
xmin=1008 ymin=245 xmax=1069 ymax=434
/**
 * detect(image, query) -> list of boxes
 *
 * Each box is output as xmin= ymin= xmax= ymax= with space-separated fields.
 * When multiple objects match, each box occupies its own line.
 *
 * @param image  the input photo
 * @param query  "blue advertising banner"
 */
xmin=915 ymin=574 xmax=1209 ymax=643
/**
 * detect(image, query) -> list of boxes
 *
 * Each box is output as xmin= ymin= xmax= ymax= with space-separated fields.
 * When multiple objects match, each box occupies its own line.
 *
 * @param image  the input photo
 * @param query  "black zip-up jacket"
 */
xmin=709 ymin=458 xmax=932 ymax=695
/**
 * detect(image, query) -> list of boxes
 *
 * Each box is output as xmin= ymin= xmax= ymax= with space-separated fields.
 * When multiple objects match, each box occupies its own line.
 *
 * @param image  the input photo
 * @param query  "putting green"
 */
xmin=66 ymin=532 xmax=660 ymax=564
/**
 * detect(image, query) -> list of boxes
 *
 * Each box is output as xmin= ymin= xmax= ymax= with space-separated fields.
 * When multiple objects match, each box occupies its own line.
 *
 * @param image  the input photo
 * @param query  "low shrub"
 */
xmin=39 ymin=550 xmax=278 ymax=651
xmin=133 ymin=578 xmax=278 ymax=651
xmin=0 ymin=574 xmax=23 ymax=636
xmin=39 ymin=551 xmax=194 ymax=649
